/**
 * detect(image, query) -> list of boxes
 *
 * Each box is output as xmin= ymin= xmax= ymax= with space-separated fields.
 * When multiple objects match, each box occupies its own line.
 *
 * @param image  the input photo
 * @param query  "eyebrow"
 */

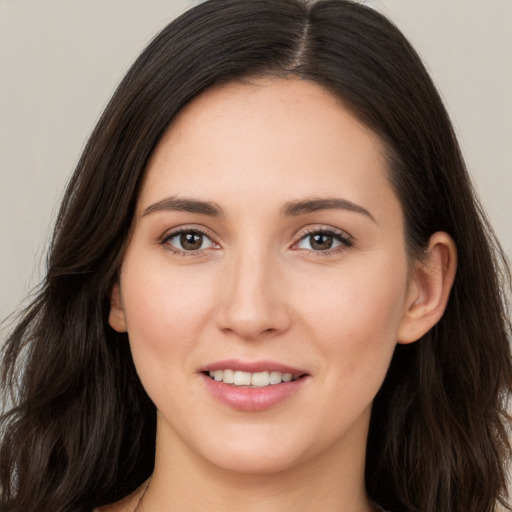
xmin=142 ymin=195 xmax=375 ymax=222
xmin=142 ymin=196 xmax=223 ymax=217
xmin=281 ymin=197 xmax=376 ymax=223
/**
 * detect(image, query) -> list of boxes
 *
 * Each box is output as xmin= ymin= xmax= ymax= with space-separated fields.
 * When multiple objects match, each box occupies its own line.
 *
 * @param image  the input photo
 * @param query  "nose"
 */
xmin=214 ymin=249 xmax=291 ymax=341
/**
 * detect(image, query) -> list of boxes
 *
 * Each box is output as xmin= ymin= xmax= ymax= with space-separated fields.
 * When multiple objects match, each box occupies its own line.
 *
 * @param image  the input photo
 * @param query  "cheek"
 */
xmin=118 ymin=258 xmax=219 ymax=416
xmin=287 ymin=268 xmax=407 ymax=443
xmin=119 ymin=257 xmax=215 ymax=357
xmin=300 ymin=269 xmax=406 ymax=328
xmin=293 ymin=258 xmax=408 ymax=380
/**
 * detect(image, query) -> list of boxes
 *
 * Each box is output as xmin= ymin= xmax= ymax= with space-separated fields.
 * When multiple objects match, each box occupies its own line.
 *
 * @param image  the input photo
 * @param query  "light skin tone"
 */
xmin=103 ymin=78 xmax=456 ymax=512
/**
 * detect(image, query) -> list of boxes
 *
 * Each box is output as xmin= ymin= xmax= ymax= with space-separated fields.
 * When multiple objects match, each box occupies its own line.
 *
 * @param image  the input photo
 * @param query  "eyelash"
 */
xmin=161 ymin=227 xmax=218 ymax=256
xmin=291 ymin=227 xmax=353 ymax=256
xmin=160 ymin=226 xmax=353 ymax=257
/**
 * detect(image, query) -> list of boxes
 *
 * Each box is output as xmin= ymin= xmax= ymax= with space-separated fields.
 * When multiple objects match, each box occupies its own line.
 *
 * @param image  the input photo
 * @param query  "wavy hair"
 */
xmin=1 ymin=1 xmax=511 ymax=511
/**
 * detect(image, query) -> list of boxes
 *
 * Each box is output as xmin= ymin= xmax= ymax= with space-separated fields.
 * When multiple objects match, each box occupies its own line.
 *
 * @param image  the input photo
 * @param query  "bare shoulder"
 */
xmin=94 ymin=482 xmax=147 ymax=512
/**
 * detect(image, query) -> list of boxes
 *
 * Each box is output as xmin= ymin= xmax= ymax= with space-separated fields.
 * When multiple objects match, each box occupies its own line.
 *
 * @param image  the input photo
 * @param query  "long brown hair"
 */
xmin=1 ymin=1 xmax=511 ymax=511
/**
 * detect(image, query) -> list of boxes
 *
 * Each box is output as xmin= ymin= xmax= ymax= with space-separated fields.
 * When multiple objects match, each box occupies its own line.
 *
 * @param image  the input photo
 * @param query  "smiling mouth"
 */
xmin=204 ymin=370 xmax=305 ymax=387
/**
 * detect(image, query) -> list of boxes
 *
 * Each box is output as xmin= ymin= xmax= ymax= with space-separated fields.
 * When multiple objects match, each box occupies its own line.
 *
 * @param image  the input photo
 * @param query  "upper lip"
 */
xmin=201 ymin=359 xmax=308 ymax=376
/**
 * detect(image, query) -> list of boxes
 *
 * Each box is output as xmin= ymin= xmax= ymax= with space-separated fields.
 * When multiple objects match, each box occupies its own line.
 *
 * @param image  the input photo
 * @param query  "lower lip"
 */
xmin=200 ymin=374 xmax=309 ymax=412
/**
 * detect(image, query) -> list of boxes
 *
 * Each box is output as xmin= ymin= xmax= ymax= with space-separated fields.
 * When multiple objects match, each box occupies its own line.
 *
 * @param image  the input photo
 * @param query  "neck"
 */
xmin=144 ymin=417 xmax=373 ymax=512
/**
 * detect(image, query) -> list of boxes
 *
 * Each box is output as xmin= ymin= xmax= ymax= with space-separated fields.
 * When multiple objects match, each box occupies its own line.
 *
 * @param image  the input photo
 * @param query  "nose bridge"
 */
xmin=216 ymin=240 xmax=289 ymax=339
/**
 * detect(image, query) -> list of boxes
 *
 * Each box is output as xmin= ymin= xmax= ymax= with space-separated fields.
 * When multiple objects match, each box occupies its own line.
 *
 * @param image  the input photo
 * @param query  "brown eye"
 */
xmin=295 ymin=229 xmax=352 ymax=252
xmin=310 ymin=233 xmax=334 ymax=250
xmin=180 ymin=232 xmax=204 ymax=250
xmin=165 ymin=230 xmax=215 ymax=252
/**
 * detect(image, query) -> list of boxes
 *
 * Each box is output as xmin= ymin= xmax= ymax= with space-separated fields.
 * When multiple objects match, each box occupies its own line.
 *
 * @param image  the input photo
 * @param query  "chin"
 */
xmin=190 ymin=426 xmax=314 ymax=475
xmin=208 ymin=447 xmax=305 ymax=476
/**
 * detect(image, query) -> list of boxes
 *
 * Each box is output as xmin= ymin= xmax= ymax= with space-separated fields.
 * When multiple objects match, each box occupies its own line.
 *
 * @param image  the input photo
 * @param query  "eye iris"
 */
xmin=180 ymin=232 xmax=203 ymax=250
xmin=310 ymin=233 xmax=333 ymax=250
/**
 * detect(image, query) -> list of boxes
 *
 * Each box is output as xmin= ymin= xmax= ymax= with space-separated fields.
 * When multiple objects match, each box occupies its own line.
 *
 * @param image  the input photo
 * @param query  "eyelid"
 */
xmin=291 ymin=225 xmax=354 ymax=253
xmin=158 ymin=223 xmax=353 ymax=256
xmin=160 ymin=225 xmax=221 ymax=255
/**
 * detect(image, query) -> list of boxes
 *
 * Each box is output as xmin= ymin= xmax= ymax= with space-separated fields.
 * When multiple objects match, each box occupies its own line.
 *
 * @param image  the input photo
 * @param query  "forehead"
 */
xmin=137 ymin=78 xmax=398 ymax=222
xmin=158 ymin=77 xmax=383 ymax=156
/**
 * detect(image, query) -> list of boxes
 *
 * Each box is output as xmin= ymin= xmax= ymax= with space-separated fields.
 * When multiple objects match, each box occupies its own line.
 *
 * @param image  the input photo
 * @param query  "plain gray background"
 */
xmin=1 ymin=0 xmax=511 ymax=341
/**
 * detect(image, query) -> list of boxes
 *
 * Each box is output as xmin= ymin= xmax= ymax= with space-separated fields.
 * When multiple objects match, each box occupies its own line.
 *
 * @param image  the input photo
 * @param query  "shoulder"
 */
xmin=94 ymin=481 xmax=147 ymax=512
xmin=94 ymin=499 xmax=135 ymax=512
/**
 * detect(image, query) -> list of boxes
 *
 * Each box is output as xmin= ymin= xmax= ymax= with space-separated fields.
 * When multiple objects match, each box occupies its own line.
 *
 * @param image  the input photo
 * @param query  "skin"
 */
xmin=106 ymin=78 xmax=456 ymax=512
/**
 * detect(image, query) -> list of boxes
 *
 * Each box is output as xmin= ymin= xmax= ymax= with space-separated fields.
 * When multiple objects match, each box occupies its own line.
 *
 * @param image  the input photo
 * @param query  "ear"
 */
xmin=397 ymin=232 xmax=457 ymax=344
xmin=108 ymin=282 xmax=127 ymax=333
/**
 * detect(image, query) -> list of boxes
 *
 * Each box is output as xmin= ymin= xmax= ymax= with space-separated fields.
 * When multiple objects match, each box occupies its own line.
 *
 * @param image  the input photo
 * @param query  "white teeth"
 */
xmin=207 ymin=369 xmax=300 ymax=387
xmin=233 ymin=371 xmax=252 ymax=386
xmin=251 ymin=371 xmax=270 ymax=387
xmin=223 ymin=369 xmax=234 ymax=384
xmin=269 ymin=371 xmax=282 ymax=385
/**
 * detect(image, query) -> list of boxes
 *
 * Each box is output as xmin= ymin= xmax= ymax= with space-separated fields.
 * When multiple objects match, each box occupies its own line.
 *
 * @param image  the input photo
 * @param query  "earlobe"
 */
xmin=108 ymin=282 xmax=127 ymax=333
xmin=397 ymin=232 xmax=457 ymax=344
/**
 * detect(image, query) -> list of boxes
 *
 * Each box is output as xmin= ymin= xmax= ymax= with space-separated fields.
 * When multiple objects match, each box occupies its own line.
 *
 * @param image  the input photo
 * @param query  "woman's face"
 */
xmin=110 ymin=78 xmax=418 ymax=475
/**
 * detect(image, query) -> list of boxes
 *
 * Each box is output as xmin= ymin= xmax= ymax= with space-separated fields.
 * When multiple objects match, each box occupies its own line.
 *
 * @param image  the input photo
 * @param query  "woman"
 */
xmin=1 ymin=1 xmax=510 ymax=511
